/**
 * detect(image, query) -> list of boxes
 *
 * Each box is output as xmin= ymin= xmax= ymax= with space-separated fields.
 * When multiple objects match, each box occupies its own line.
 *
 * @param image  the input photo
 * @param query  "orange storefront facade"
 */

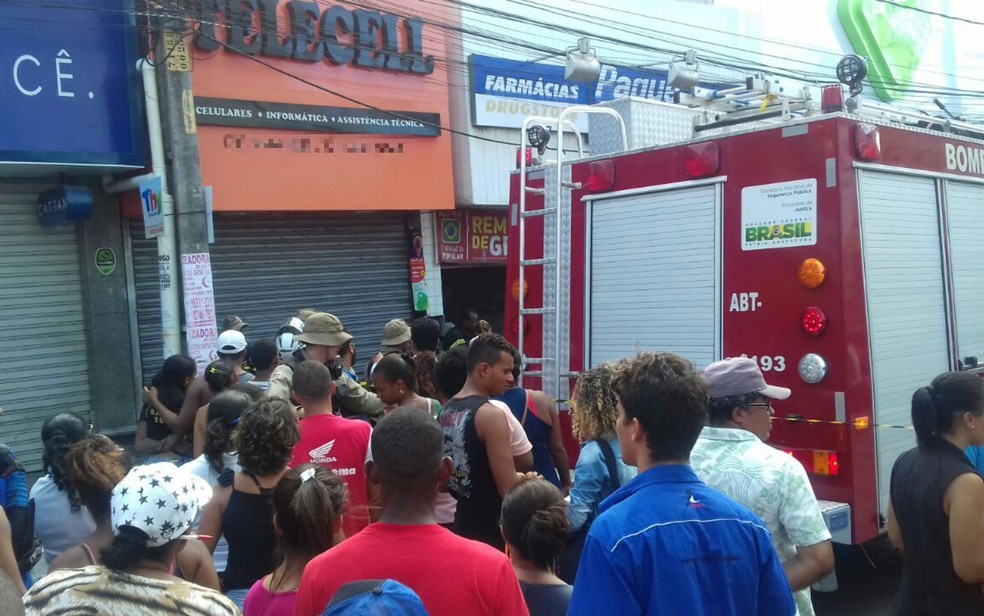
xmin=190 ymin=0 xmax=456 ymax=212
xmin=126 ymin=1 xmax=460 ymax=381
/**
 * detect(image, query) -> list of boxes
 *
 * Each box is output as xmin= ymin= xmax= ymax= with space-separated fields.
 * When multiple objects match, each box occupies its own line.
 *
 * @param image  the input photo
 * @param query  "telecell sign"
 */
xmin=193 ymin=0 xmax=434 ymax=75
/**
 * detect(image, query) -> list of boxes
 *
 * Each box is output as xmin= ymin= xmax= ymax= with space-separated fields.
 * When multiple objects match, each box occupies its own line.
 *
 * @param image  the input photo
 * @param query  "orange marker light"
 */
xmin=511 ymin=279 xmax=529 ymax=301
xmin=812 ymin=451 xmax=840 ymax=476
xmin=798 ymin=258 xmax=826 ymax=288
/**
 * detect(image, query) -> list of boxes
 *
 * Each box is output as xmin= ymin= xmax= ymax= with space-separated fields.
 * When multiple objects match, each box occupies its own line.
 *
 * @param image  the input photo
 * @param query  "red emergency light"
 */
xmin=683 ymin=142 xmax=720 ymax=179
xmin=854 ymin=123 xmax=881 ymax=161
xmin=515 ymin=147 xmax=536 ymax=169
xmin=821 ymin=85 xmax=845 ymax=113
xmin=801 ymin=306 xmax=828 ymax=336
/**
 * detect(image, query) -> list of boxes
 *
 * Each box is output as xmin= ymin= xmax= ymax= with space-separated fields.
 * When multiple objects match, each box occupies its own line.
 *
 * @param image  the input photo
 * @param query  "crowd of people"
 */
xmin=0 ymin=307 xmax=983 ymax=615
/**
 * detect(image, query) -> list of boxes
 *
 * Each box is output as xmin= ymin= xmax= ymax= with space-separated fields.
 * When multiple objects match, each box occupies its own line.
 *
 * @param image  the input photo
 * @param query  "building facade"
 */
xmin=0 ymin=0 xmax=146 ymax=470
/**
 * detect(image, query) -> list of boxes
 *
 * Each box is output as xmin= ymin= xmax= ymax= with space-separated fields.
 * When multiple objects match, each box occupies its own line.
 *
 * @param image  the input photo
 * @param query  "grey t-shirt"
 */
xmin=30 ymin=474 xmax=96 ymax=564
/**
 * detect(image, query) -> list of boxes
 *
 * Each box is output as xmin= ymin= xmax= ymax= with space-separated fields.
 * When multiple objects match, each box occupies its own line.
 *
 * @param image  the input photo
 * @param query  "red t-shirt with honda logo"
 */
xmin=290 ymin=413 xmax=372 ymax=538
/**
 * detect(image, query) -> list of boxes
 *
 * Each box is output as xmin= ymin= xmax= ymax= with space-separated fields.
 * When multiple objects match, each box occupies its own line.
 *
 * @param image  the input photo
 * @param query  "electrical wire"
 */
xmin=9 ymin=0 xmax=984 ymax=123
xmin=875 ymin=0 xmax=984 ymax=27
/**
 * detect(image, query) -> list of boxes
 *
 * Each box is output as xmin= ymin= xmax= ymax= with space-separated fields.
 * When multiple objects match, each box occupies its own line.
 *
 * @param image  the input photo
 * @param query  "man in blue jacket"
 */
xmin=567 ymin=352 xmax=795 ymax=616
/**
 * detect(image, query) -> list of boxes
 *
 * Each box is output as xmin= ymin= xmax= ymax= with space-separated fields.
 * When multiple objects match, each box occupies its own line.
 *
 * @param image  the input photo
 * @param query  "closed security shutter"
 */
xmin=859 ymin=171 xmax=950 ymax=517
xmin=0 ymin=184 xmax=90 ymax=473
xmin=130 ymin=212 xmax=411 ymax=382
xmin=946 ymin=180 xmax=984 ymax=365
xmin=128 ymin=219 xmax=165 ymax=387
xmin=588 ymin=184 xmax=721 ymax=369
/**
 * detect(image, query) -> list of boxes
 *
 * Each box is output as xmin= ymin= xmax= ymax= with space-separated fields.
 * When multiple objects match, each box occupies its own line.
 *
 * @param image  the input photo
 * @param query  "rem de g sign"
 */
xmin=193 ymin=0 xmax=433 ymax=75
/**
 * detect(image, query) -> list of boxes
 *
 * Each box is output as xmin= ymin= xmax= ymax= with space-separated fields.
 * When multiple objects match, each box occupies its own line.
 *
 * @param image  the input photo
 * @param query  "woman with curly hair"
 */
xmin=557 ymin=363 xmax=637 ymax=583
xmin=49 ymin=435 xmax=220 ymax=591
xmin=30 ymin=412 xmax=95 ymax=565
xmin=199 ymin=398 xmax=299 ymax=609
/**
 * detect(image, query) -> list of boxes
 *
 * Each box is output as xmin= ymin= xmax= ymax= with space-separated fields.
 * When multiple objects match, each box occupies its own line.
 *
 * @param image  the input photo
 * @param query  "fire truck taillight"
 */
xmin=798 ymin=353 xmax=828 ymax=384
xmin=854 ymin=123 xmax=881 ymax=161
xmin=510 ymin=316 xmax=530 ymax=338
xmin=683 ymin=142 xmax=720 ymax=179
xmin=800 ymin=306 xmax=828 ymax=336
xmin=798 ymin=258 xmax=826 ymax=288
xmin=813 ymin=451 xmax=840 ymax=476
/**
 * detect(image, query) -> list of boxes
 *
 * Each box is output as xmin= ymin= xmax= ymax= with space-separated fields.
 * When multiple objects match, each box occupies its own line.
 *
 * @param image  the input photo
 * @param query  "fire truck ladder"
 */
xmin=675 ymin=74 xmax=820 ymax=133
xmin=517 ymin=106 xmax=627 ymax=401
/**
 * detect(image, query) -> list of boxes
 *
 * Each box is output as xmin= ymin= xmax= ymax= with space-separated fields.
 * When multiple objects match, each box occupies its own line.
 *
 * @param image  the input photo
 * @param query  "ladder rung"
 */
xmin=523 ymin=370 xmax=544 ymax=377
xmin=523 ymin=358 xmax=551 ymax=365
xmin=521 ymin=208 xmax=557 ymax=218
xmin=524 ymin=186 xmax=545 ymax=195
xmin=520 ymin=258 xmax=555 ymax=266
xmin=520 ymin=308 xmax=554 ymax=315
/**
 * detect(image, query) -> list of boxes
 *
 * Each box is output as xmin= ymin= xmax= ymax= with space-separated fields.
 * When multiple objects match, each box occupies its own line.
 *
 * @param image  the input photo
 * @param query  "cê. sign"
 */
xmin=37 ymin=186 xmax=93 ymax=226
xmin=193 ymin=0 xmax=433 ymax=75
xmin=0 ymin=0 xmax=144 ymax=168
xmin=437 ymin=210 xmax=508 ymax=264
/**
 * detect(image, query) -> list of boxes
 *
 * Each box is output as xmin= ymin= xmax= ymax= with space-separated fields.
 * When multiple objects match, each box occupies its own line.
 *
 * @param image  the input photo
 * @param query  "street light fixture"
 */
xmin=565 ymin=37 xmax=601 ymax=82
xmin=668 ymin=50 xmax=700 ymax=91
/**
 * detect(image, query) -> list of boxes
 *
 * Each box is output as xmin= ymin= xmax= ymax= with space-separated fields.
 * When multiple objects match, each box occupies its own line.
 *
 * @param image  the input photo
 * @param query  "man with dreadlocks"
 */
xmin=558 ymin=363 xmax=637 ymax=583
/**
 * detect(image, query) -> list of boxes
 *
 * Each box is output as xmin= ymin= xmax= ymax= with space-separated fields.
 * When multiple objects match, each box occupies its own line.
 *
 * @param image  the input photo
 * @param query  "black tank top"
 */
xmin=438 ymin=395 xmax=504 ymax=550
xmin=890 ymin=438 xmax=984 ymax=615
xmin=219 ymin=471 xmax=277 ymax=591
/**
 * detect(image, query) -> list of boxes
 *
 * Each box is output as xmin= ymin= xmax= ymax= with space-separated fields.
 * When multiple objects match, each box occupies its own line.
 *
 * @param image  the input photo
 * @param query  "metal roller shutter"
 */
xmin=858 ymin=171 xmax=950 ymax=517
xmin=0 ymin=184 xmax=91 ymax=473
xmin=130 ymin=212 xmax=411 ymax=383
xmin=588 ymin=184 xmax=721 ymax=369
xmin=945 ymin=180 xmax=984 ymax=364
xmin=127 ymin=219 xmax=165 ymax=387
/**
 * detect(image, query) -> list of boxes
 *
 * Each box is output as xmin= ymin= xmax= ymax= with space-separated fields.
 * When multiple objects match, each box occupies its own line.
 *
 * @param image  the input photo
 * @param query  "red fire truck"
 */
xmin=504 ymin=77 xmax=984 ymax=544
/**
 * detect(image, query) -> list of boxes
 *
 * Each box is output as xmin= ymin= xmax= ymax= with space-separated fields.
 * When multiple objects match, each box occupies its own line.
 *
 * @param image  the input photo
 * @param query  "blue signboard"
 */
xmin=470 ymin=54 xmax=721 ymax=129
xmin=37 ymin=186 xmax=93 ymax=226
xmin=0 ymin=0 xmax=145 ymax=168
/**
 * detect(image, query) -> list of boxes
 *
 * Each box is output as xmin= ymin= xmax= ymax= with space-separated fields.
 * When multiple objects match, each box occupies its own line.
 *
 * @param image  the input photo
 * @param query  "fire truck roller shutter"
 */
xmin=587 ymin=183 xmax=721 ymax=369
xmin=859 ymin=170 xmax=950 ymax=519
xmin=944 ymin=181 xmax=984 ymax=368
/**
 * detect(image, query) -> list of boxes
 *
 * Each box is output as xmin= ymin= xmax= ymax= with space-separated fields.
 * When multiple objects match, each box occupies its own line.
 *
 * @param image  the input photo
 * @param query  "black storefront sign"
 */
xmin=194 ymin=97 xmax=441 ymax=137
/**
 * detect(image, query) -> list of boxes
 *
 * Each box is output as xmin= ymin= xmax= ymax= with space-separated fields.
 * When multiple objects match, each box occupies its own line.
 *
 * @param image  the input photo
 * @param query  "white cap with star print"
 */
xmin=110 ymin=462 xmax=212 ymax=547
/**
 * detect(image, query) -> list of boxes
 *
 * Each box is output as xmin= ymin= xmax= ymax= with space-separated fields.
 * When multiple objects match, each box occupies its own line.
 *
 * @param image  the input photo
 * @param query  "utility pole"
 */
xmin=151 ymin=2 xmax=215 ymax=368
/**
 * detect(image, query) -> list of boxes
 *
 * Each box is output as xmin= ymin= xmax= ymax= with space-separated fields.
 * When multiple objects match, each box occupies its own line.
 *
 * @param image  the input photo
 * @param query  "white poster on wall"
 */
xmin=181 ymin=252 xmax=218 ymax=372
xmin=741 ymin=178 xmax=817 ymax=251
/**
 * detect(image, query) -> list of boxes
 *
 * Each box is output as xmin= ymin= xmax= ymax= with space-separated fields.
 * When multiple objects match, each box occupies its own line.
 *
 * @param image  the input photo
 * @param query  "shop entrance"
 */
xmin=441 ymin=265 xmax=506 ymax=334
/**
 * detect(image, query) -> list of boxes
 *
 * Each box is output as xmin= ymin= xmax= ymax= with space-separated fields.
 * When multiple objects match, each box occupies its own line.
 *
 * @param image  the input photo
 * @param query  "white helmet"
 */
xmin=275 ymin=316 xmax=305 ymax=363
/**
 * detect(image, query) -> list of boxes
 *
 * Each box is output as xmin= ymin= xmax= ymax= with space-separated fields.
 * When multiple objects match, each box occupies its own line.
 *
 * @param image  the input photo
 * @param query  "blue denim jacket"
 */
xmin=567 ymin=436 xmax=636 ymax=533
